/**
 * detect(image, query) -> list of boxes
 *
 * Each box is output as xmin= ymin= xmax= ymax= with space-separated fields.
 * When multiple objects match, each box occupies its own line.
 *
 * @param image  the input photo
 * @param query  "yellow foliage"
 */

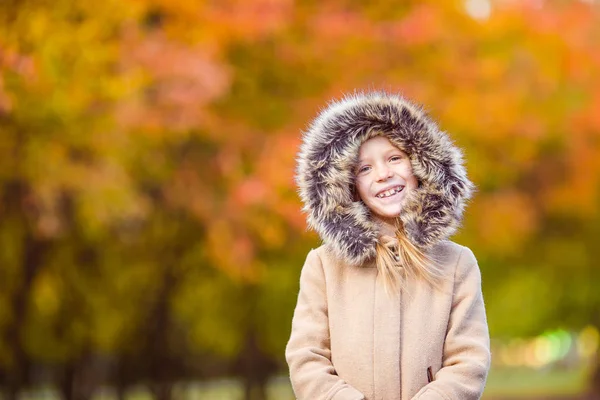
xmin=470 ymin=191 xmax=539 ymax=256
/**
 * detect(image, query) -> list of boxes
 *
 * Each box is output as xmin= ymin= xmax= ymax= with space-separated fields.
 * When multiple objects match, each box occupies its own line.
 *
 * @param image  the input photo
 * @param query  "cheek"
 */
xmin=354 ymin=179 xmax=369 ymax=201
xmin=401 ymin=164 xmax=418 ymax=188
xmin=408 ymin=174 xmax=418 ymax=190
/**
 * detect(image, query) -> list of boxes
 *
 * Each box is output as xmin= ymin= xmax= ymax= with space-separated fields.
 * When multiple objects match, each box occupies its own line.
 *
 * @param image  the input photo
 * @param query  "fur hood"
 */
xmin=296 ymin=91 xmax=474 ymax=267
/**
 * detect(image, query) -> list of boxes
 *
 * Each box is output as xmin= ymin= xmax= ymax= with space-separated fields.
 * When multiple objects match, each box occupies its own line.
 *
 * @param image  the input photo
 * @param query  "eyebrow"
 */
xmin=357 ymin=148 xmax=402 ymax=164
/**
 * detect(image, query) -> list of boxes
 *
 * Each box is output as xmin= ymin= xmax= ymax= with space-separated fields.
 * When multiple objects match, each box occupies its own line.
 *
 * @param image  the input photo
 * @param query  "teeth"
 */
xmin=377 ymin=186 xmax=403 ymax=198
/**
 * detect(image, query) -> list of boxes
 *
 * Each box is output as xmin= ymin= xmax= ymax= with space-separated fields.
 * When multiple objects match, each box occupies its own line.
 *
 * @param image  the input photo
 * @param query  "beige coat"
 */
xmin=286 ymin=241 xmax=491 ymax=400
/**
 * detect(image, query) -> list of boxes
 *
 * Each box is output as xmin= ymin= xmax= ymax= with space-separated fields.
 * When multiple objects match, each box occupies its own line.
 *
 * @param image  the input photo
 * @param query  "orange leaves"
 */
xmin=310 ymin=10 xmax=374 ymax=40
xmin=469 ymin=190 xmax=539 ymax=256
xmin=2 ymin=0 xmax=600 ymax=283
xmin=0 ymin=46 xmax=37 ymax=113
xmin=382 ymin=3 xmax=445 ymax=46
xmin=544 ymin=129 xmax=600 ymax=219
xmin=167 ymin=162 xmax=214 ymax=221
xmin=205 ymin=0 xmax=294 ymax=41
xmin=234 ymin=177 xmax=268 ymax=207
xmin=118 ymin=27 xmax=231 ymax=132
xmin=0 ymin=76 xmax=11 ymax=114
xmin=0 ymin=47 xmax=36 ymax=80
xmin=206 ymin=219 xmax=260 ymax=282
xmin=137 ymin=0 xmax=295 ymax=42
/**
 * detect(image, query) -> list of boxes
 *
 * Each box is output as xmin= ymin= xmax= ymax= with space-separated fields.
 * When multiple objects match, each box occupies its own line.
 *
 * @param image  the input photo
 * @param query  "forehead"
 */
xmin=358 ymin=136 xmax=402 ymax=158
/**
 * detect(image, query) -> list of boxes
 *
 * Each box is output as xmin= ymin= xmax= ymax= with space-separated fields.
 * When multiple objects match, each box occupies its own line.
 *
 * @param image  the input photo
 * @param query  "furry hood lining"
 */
xmin=296 ymin=91 xmax=474 ymax=267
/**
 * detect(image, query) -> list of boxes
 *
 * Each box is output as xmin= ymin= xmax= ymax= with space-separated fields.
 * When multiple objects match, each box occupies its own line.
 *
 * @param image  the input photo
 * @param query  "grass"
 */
xmin=483 ymin=365 xmax=590 ymax=398
xmin=3 ymin=365 xmax=591 ymax=400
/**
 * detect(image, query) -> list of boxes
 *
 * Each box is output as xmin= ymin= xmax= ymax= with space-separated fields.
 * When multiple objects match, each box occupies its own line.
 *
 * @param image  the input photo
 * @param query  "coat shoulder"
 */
xmin=312 ymin=244 xmax=346 ymax=271
xmin=312 ymin=244 xmax=375 ymax=276
xmin=431 ymin=241 xmax=477 ymax=272
xmin=310 ymin=244 xmax=328 ymax=263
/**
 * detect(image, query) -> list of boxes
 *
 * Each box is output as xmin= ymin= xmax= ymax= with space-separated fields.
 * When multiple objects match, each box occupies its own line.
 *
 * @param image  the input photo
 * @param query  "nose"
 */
xmin=374 ymin=164 xmax=393 ymax=181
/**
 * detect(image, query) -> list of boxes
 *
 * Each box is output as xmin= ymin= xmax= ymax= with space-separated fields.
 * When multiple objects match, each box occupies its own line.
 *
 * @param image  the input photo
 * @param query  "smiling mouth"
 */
xmin=376 ymin=186 xmax=405 ymax=198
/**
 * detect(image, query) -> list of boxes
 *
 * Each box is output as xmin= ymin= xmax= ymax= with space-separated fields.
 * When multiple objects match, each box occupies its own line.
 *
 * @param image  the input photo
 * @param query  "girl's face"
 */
xmin=355 ymin=136 xmax=418 ymax=223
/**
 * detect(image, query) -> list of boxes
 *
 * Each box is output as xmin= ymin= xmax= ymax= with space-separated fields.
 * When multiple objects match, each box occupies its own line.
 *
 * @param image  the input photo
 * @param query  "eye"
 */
xmin=356 ymin=165 xmax=371 ymax=175
xmin=389 ymin=155 xmax=403 ymax=162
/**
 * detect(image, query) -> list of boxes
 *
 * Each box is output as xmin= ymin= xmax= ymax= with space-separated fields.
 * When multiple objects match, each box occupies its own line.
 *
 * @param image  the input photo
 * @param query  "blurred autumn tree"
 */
xmin=0 ymin=0 xmax=599 ymax=399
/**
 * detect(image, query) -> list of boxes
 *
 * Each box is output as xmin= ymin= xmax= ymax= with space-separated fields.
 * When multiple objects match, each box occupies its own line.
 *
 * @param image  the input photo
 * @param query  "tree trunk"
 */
xmin=60 ymin=363 xmax=75 ymax=400
xmin=115 ymin=385 xmax=126 ymax=400
xmin=2 ymin=180 xmax=50 ymax=400
xmin=243 ymin=380 xmax=267 ymax=400
xmin=236 ymin=330 xmax=275 ymax=400
xmin=589 ymin=351 xmax=600 ymax=400
xmin=150 ymin=382 xmax=173 ymax=400
xmin=147 ymin=265 xmax=176 ymax=400
xmin=5 ymin=232 xmax=45 ymax=400
xmin=5 ymin=385 xmax=18 ymax=400
xmin=59 ymin=354 xmax=99 ymax=400
xmin=114 ymin=359 xmax=128 ymax=400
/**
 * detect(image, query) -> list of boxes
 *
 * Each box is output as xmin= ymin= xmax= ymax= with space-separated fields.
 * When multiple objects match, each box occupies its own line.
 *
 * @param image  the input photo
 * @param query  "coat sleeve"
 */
xmin=412 ymin=246 xmax=491 ymax=400
xmin=285 ymin=249 xmax=365 ymax=400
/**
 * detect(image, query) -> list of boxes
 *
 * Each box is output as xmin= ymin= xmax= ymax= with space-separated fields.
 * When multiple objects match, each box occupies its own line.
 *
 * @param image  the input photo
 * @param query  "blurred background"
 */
xmin=0 ymin=0 xmax=599 ymax=399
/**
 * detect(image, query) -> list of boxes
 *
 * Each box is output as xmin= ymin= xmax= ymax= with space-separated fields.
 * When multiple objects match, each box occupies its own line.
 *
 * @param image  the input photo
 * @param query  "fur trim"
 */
xmin=296 ymin=91 xmax=474 ymax=267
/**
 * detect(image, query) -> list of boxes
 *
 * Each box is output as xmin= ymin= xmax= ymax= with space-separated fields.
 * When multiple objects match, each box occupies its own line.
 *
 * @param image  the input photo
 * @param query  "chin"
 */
xmin=375 ymin=206 xmax=403 ymax=220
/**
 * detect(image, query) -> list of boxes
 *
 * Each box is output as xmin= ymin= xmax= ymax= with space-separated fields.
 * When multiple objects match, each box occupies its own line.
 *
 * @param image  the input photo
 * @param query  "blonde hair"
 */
xmin=375 ymin=220 xmax=444 ymax=294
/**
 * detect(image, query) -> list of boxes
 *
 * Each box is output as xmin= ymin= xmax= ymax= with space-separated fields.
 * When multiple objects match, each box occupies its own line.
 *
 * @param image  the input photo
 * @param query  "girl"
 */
xmin=286 ymin=92 xmax=491 ymax=400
